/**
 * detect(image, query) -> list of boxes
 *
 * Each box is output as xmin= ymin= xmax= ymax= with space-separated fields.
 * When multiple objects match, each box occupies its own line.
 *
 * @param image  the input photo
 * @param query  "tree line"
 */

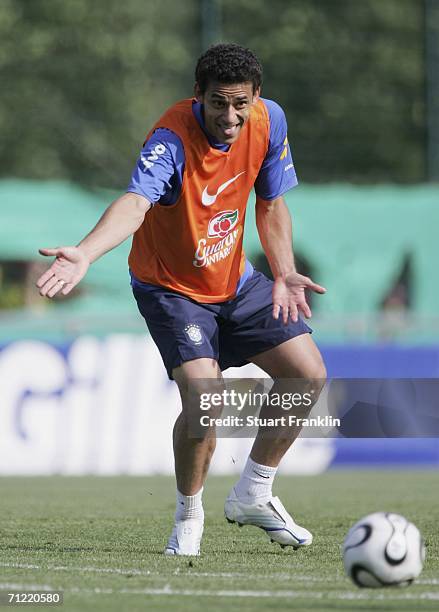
xmin=1 ymin=0 xmax=426 ymax=189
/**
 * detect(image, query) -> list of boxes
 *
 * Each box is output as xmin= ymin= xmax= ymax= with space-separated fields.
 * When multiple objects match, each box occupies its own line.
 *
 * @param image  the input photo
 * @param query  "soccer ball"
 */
xmin=343 ymin=512 xmax=425 ymax=588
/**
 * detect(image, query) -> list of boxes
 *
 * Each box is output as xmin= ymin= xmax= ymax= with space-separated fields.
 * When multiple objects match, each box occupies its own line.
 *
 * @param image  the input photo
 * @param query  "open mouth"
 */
xmin=218 ymin=123 xmax=241 ymax=139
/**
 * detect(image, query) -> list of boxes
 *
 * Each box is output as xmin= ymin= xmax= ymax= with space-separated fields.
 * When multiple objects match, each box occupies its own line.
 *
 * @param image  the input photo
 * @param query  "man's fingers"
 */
xmin=61 ymin=282 xmax=74 ymax=296
xmin=274 ymin=299 xmax=301 ymax=324
xmin=37 ymin=248 xmax=64 ymax=290
xmin=37 ymin=246 xmax=81 ymax=298
xmin=47 ymin=279 xmax=69 ymax=298
xmin=274 ymin=300 xmax=295 ymax=324
xmin=288 ymin=303 xmax=298 ymax=323
xmin=311 ymin=283 xmax=326 ymax=294
xmin=304 ymin=278 xmax=326 ymax=294
xmin=39 ymin=247 xmax=61 ymax=257
xmin=46 ymin=284 xmax=61 ymax=298
xmin=39 ymin=276 xmax=61 ymax=297
xmin=36 ymin=269 xmax=56 ymax=288
xmin=298 ymin=300 xmax=312 ymax=319
xmin=284 ymin=310 xmax=291 ymax=324
xmin=40 ymin=278 xmax=70 ymax=298
xmin=281 ymin=298 xmax=298 ymax=324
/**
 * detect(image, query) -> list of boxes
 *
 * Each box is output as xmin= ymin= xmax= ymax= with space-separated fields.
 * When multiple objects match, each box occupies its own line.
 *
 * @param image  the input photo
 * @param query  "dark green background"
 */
xmin=0 ymin=0 xmax=427 ymax=188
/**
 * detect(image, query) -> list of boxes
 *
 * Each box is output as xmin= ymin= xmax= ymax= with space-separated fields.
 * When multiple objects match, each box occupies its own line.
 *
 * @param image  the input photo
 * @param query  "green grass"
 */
xmin=0 ymin=472 xmax=438 ymax=612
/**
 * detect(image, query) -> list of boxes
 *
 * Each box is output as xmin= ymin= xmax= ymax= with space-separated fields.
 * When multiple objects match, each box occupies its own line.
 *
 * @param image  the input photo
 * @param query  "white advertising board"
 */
xmin=0 ymin=336 xmax=334 ymax=475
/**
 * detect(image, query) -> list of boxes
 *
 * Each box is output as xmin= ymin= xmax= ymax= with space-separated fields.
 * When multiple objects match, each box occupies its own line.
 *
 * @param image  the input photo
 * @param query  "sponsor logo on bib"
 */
xmin=193 ymin=210 xmax=240 ymax=268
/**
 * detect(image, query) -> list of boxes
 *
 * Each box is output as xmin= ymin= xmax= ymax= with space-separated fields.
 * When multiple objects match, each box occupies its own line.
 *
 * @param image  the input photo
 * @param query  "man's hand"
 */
xmin=36 ymin=246 xmax=90 ymax=298
xmin=272 ymin=272 xmax=326 ymax=324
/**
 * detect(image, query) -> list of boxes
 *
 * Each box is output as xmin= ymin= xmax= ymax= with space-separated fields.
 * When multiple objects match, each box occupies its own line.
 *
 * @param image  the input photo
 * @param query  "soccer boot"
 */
xmin=224 ymin=487 xmax=312 ymax=549
xmin=164 ymin=518 xmax=204 ymax=556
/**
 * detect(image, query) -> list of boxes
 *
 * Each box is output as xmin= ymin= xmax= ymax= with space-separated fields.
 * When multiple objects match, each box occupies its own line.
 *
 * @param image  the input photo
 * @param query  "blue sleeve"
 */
xmin=254 ymin=98 xmax=298 ymax=201
xmin=127 ymin=128 xmax=185 ymax=206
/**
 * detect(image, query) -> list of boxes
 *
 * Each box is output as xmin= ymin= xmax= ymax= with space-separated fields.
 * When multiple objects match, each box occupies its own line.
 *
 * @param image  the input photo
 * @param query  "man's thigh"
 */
xmin=249 ymin=333 xmax=327 ymax=379
xmin=218 ymin=271 xmax=312 ymax=370
xmin=133 ymin=286 xmax=220 ymax=379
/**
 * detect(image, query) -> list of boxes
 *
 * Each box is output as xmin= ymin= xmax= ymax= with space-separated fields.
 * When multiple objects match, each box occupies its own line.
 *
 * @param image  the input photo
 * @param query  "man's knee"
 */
xmin=281 ymin=346 xmax=326 ymax=383
xmin=173 ymin=357 xmax=221 ymax=389
xmin=173 ymin=358 xmax=224 ymax=439
xmin=304 ymin=354 xmax=327 ymax=382
xmin=283 ymin=350 xmax=326 ymax=406
xmin=174 ymin=360 xmax=222 ymax=401
xmin=301 ymin=354 xmax=326 ymax=403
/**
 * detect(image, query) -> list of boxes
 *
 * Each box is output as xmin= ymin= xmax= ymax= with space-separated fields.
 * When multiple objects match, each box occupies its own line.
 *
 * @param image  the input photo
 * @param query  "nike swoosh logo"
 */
xmin=253 ymin=470 xmax=270 ymax=479
xmin=201 ymin=171 xmax=246 ymax=206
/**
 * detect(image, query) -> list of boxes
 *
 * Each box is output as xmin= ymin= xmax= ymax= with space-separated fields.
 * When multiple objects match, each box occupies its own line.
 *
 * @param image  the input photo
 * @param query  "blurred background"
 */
xmin=1 ymin=0 xmax=438 ymax=475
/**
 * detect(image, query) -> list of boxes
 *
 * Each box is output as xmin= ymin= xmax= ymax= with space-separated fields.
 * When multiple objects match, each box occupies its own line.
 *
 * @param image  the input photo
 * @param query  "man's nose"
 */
xmin=222 ymin=104 xmax=238 ymax=124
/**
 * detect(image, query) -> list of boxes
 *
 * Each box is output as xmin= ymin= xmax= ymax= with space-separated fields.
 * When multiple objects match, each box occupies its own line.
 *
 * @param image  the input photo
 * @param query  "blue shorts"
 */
xmin=132 ymin=270 xmax=312 ymax=379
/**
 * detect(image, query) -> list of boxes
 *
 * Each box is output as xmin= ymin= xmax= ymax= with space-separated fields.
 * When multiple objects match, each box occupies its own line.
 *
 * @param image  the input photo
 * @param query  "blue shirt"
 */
xmin=128 ymin=98 xmax=298 ymax=206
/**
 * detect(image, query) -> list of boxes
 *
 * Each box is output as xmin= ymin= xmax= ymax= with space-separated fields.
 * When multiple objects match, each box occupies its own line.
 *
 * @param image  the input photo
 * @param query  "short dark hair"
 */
xmin=195 ymin=43 xmax=263 ymax=94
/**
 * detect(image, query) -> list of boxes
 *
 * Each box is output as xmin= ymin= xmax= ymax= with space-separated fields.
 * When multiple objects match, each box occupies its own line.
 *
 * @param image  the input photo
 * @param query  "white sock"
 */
xmin=234 ymin=457 xmax=278 ymax=503
xmin=175 ymin=487 xmax=204 ymax=521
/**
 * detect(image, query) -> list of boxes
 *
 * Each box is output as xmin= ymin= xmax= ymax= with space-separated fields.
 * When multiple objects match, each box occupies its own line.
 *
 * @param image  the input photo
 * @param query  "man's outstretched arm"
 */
xmin=255 ymin=195 xmax=326 ymax=323
xmin=37 ymin=192 xmax=151 ymax=298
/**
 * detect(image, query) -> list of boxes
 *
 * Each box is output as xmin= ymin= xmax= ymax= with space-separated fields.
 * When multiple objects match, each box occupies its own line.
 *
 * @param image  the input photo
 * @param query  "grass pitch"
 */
xmin=0 ymin=471 xmax=438 ymax=612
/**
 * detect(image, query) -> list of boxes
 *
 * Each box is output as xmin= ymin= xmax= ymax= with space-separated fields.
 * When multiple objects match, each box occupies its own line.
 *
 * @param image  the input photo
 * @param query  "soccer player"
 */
xmin=37 ymin=43 xmax=327 ymax=556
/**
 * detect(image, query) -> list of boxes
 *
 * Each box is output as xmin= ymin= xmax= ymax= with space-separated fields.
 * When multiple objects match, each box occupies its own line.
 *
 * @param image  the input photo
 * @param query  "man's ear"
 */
xmin=252 ymin=86 xmax=261 ymax=103
xmin=194 ymin=82 xmax=203 ymax=102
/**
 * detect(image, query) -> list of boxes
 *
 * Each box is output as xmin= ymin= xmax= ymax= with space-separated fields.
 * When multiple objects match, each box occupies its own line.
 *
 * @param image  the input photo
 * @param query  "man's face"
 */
xmin=195 ymin=81 xmax=260 ymax=145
